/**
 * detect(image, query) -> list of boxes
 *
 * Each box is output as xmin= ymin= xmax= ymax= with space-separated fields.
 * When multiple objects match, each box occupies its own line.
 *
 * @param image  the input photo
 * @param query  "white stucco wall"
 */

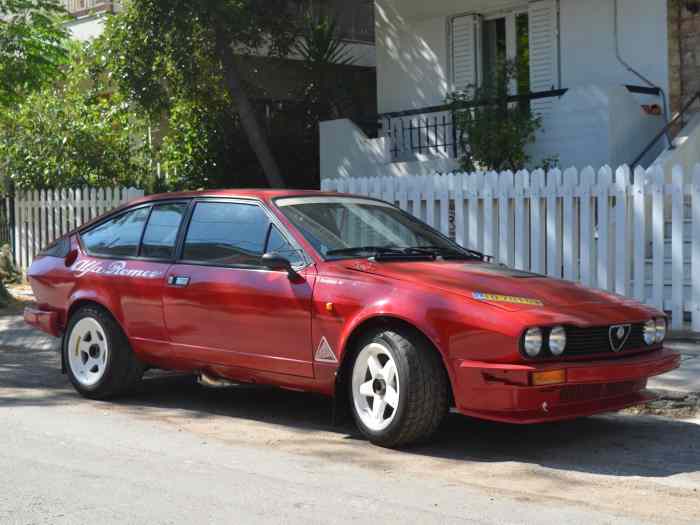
xmin=320 ymin=119 xmax=459 ymax=180
xmin=530 ymin=85 xmax=665 ymax=170
xmin=376 ymin=0 xmax=669 ymax=113
xmin=375 ymin=5 xmax=450 ymax=112
xmin=559 ymin=0 xmax=668 ymax=101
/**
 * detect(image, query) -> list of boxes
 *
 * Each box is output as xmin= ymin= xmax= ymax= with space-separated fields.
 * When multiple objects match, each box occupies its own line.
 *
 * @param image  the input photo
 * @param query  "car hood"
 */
xmin=344 ymin=259 xmax=645 ymax=313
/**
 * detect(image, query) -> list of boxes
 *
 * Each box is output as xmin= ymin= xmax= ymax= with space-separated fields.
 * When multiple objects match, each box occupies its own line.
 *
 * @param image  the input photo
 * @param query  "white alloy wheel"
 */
xmin=67 ymin=317 xmax=110 ymax=387
xmin=351 ymin=342 xmax=400 ymax=432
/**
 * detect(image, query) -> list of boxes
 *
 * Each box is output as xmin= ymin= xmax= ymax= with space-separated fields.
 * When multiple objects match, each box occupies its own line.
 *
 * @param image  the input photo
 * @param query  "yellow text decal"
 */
xmin=473 ymin=292 xmax=544 ymax=307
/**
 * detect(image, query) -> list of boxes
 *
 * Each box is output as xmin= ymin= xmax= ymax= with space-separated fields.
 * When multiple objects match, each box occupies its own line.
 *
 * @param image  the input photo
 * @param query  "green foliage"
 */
xmin=447 ymin=60 xmax=542 ymax=172
xmin=99 ymin=0 xmax=305 ymax=188
xmin=296 ymin=14 xmax=354 ymax=67
xmin=0 ymin=44 xmax=156 ymax=190
xmin=296 ymin=13 xmax=355 ymax=126
xmin=0 ymin=0 xmax=69 ymax=107
xmin=98 ymin=1 xmax=366 ymax=190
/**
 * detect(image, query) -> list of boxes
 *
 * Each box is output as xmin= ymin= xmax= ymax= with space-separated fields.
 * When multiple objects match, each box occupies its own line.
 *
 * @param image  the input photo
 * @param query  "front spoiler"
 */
xmin=452 ymin=348 xmax=681 ymax=424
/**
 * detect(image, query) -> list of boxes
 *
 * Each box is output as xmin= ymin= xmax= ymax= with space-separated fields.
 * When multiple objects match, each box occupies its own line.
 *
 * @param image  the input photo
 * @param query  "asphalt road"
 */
xmin=1 ymin=319 xmax=700 ymax=524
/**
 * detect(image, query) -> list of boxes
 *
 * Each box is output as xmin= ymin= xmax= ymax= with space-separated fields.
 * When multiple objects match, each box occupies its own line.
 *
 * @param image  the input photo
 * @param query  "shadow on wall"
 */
xmin=375 ymin=0 xmax=448 ymax=112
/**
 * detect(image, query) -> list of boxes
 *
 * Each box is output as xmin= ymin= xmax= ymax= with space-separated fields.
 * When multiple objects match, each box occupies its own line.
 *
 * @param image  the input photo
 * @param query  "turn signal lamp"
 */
xmin=531 ymin=369 xmax=566 ymax=386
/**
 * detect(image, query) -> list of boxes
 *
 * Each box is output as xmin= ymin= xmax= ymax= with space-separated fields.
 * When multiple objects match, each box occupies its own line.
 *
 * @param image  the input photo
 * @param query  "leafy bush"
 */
xmin=447 ymin=60 xmax=544 ymax=172
xmin=0 ymin=44 xmax=156 ymax=190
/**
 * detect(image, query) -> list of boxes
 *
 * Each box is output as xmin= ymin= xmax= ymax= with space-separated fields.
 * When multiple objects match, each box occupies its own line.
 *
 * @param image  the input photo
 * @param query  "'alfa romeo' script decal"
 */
xmin=72 ymin=260 xmax=164 ymax=279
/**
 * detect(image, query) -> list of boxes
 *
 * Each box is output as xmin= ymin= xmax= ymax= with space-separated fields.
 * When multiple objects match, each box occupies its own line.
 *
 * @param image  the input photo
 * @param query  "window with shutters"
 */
xmin=451 ymin=1 xmax=558 ymax=113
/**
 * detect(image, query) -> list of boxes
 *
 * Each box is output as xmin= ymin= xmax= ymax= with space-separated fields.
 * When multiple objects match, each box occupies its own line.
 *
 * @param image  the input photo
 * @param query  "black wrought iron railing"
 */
xmin=367 ymin=88 xmax=568 ymax=162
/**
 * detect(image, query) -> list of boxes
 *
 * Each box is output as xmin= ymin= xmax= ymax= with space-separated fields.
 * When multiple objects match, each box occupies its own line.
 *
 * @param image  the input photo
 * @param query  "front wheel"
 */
xmin=349 ymin=328 xmax=449 ymax=448
xmin=64 ymin=305 xmax=144 ymax=399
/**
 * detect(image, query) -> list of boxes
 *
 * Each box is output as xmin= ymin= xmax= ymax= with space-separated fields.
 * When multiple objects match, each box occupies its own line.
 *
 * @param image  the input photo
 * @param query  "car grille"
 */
xmin=564 ymin=324 xmax=646 ymax=356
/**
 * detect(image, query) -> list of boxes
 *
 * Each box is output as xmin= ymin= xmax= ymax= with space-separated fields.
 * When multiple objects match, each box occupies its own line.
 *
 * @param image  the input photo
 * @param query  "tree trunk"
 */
xmin=213 ymin=24 xmax=286 ymax=189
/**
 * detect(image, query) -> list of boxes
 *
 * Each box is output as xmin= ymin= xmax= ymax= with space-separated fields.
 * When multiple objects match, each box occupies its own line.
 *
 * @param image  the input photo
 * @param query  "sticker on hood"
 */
xmin=473 ymin=292 xmax=544 ymax=307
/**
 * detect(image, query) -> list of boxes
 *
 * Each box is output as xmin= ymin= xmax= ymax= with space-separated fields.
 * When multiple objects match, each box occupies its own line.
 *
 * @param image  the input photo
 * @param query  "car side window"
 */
xmin=141 ymin=203 xmax=188 ymax=259
xmin=81 ymin=207 xmax=150 ymax=258
xmin=266 ymin=225 xmax=304 ymax=267
xmin=182 ymin=202 xmax=270 ymax=266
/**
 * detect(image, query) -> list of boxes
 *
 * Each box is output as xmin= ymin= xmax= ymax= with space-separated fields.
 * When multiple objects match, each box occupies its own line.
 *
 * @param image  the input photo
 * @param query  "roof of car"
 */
xmin=131 ymin=189 xmax=341 ymax=205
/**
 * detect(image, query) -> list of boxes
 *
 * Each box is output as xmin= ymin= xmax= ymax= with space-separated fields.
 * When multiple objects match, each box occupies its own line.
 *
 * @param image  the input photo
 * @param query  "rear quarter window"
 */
xmin=39 ymin=237 xmax=70 ymax=258
xmin=81 ymin=207 xmax=150 ymax=258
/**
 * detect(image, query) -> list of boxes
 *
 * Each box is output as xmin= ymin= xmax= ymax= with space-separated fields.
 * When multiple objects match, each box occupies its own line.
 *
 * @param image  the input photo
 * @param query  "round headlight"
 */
xmin=549 ymin=326 xmax=567 ymax=356
xmin=643 ymin=320 xmax=656 ymax=345
xmin=523 ymin=327 xmax=543 ymax=357
xmin=655 ymin=318 xmax=667 ymax=343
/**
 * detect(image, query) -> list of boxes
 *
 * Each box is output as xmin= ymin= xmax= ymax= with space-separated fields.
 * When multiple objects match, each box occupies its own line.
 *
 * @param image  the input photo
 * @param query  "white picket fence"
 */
xmin=13 ymin=187 xmax=145 ymax=273
xmin=322 ymin=164 xmax=700 ymax=333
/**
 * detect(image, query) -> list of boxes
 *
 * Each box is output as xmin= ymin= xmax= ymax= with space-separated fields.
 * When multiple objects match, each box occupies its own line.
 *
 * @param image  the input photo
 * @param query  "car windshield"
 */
xmin=275 ymin=196 xmax=482 ymax=261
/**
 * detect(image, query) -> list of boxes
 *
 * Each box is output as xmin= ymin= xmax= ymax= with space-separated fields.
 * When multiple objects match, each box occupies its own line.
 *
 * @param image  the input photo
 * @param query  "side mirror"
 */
xmin=261 ymin=252 xmax=296 ymax=277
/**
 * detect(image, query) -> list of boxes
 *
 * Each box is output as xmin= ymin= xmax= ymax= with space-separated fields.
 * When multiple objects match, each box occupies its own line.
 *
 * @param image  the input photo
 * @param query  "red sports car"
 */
xmin=25 ymin=190 xmax=680 ymax=447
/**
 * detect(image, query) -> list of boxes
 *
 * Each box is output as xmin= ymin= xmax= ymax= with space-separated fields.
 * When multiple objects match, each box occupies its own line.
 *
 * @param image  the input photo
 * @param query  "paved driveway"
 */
xmin=1 ymin=314 xmax=699 ymax=524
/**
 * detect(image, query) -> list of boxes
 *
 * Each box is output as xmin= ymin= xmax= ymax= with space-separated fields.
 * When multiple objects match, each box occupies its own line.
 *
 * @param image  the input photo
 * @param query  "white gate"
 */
xmin=322 ymin=164 xmax=700 ymax=333
xmin=13 ymin=187 xmax=144 ymax=273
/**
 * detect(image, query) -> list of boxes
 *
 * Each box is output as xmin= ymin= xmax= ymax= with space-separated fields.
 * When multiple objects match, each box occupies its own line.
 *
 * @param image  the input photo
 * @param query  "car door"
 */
xmin=77 ymin=201 xmax=189 ymax=353
xmin=162 ymin=199 xmax=316 ymax=378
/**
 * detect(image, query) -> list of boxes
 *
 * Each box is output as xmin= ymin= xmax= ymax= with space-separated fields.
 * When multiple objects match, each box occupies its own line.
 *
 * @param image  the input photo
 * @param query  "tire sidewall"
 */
xmin=63 ymin=307 xmax=115 ymax=395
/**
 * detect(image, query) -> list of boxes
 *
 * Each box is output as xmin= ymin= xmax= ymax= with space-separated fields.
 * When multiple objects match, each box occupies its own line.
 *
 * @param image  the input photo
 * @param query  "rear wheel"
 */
xmin=349 ymin=328 xmax=449 ymax=448
xmin=64 ymin=305 xmax=144 ymax=399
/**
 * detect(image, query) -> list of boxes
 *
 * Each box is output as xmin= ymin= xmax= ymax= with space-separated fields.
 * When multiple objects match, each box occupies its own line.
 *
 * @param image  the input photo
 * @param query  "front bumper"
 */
xmin=452 ymin=348 xmax=681 ymax=424
xmin=24 ymin=306 xmax=61 ymax=337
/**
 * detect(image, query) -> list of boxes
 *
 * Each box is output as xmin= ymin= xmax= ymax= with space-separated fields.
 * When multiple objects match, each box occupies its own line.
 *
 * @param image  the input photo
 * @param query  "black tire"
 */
xmin=348 ymin=327 xmax=449 ymax=448
xmin=63 ymin=305 xmax=144 ymax=400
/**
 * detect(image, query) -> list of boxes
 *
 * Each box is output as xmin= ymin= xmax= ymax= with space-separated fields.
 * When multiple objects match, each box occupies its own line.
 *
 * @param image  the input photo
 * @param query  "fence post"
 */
xmin=483 ymin=172 xmax=498 ymax=259
xmin=596 ymin=166 xmax=612 ymax=290
xmin=579 ymin=167 xmax=595 ymax=287
xmin=498 ymin=171 xmax=514 ymax=266
xmin=546 ymin=168 xmax=562 ymax=278
xmin=562 ymin=167 xmax=578 ymax=281
xmin=671 ymin=165 xmax=685 ymax=329
xmin=632 ymin=166 xmax=647 ymax=303
xmin=651 ymin=165 xmax=665 ymax=311
xmin=13 ymin=191 xmax=20 ymax=270
xmin=530 ymin=169 xmax=545 ymax=274
xmin=454 ymin=173 xmax=466 ymax=246
xmin=614 ymin=165 xmax=630 ymax=296
xmin=467 ymin=172 xmax=482 ymax=252
xmin=692 ymin=164 xmax=700 ymax=332
xmin=514 ymin=170 xmax=528 ymax=271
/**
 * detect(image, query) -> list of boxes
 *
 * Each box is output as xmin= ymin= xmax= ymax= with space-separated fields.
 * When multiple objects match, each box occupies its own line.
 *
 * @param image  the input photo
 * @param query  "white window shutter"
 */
xmin=451 ymin=14 xmax=479 ymax=93
xmin=528 ymin=0 xmax=560 ymax=115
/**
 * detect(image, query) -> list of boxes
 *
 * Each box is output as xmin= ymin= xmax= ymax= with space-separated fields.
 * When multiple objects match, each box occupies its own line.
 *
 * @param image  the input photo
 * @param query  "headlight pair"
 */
xmin=643 ymin=318 xmax=667 ymax=345
xmin=523 ymin=326 xmax=567 ymax=358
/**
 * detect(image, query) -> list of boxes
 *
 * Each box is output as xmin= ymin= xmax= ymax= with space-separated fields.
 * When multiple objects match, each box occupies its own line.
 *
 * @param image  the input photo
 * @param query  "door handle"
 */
xmin=167 ymin=275 xmax=191 ymax=287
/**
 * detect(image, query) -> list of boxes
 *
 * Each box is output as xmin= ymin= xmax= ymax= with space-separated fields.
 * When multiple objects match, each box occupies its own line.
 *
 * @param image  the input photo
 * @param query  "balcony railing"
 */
xmin=63 ymin=0 xmax=115 ymax=17
xmin=366 ymin=89 xmax=569 ymax=162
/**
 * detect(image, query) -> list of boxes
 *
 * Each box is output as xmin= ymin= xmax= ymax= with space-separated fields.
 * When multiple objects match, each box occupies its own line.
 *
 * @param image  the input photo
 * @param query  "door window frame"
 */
xmin=174 ymin=197 xmax=312 ymax=272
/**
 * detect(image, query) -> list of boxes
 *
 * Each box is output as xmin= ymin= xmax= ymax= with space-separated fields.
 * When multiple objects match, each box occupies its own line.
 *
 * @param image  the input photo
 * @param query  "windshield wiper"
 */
xmin=326 ymin=246 xmax=435 ymax=261
xmin=403 ymin=246 xmax=485 ymax=261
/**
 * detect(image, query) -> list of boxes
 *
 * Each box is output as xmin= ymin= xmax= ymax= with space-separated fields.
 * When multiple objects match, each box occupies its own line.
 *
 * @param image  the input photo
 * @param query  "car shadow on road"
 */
xmin=2 ymin=350 xmax=699 ymax=480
